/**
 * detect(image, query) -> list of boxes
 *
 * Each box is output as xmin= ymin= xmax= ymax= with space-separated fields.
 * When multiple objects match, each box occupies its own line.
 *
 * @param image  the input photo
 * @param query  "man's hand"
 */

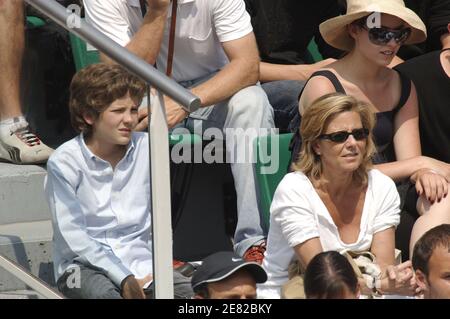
xmin=290 ymin=58 xmax=336 ymax=81
xmin=134 ymin=96 xmax=189 ymax=131
xmin=121 ymin=275 xmax=146 ymax=299
xmin=165 ymin=98 xmax=189 ymax=128
xmin=136 ymin=274 xmax=153 ymax=289
xmin=136 ymin=106 xmax=150 ymax=132
xmin=312 ymin=58 xmax=336 ymax=69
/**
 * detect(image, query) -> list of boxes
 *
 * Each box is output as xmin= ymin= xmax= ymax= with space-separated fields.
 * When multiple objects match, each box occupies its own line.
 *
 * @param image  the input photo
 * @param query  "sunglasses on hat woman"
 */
xmin=358 ymin=21 xmax=412 ymax=46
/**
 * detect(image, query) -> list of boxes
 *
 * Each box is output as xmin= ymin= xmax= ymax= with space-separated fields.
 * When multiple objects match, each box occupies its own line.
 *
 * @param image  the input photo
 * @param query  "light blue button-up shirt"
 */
xmin=44 ymin=132 xmax=152 ymax=287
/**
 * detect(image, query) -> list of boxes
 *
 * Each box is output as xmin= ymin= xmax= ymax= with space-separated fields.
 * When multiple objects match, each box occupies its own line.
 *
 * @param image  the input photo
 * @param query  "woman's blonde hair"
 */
xmin=292 ymin=93 xmax=376 ymax=184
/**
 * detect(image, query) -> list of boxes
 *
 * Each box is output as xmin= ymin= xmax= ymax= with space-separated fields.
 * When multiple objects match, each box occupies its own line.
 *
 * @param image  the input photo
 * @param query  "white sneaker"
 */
xmin=0 ymin=121 xmax=54 ymax=164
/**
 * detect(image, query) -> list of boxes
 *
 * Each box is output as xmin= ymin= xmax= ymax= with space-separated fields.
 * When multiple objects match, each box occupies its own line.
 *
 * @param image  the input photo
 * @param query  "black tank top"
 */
xmin=288 ymin=70 xmax=412 ymax=167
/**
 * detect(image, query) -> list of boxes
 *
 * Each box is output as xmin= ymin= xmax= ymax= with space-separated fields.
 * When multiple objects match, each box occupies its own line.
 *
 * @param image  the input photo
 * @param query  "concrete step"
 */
xmin=0 ymin=163 xmax=50 ymax=224
xmin=0 ymin=162 xmax=54 ymax=291
xmin=0 ymin=220 xmax=54 ymax=292
xmin=0 ymin=289 xmax=42 ymax=299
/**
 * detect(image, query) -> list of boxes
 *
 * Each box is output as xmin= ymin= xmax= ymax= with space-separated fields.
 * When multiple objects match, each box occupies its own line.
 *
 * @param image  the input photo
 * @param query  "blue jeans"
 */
xmin=177 ymin=74 xmax=275 ymax=256
xmin=261 ymin=80 xmax=305 ymax=133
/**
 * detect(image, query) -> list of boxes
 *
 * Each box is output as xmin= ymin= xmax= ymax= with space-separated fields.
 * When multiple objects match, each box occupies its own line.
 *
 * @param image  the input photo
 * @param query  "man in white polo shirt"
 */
xmin=84 ymin=0 xmax=274 ymax=263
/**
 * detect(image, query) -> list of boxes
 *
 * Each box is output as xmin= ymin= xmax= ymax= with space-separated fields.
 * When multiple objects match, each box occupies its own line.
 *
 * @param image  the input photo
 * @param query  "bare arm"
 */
xmin=298 ymin=74 xmax=337 ymax=115
xmin=292 ymin=237 xmax=323 ymax=270
xmin=190 ymin=32 xmax=260 ymax=108
xmin=374 ymin=83 xmax=450 ymax=190
xmin=135 ymin=32 xmax=261 ymax=129
xmin=100 ymin=0 xmax=170 ymax=64
xmin=371 ymin=227 xmax=396 ymax=272
xmin=373 ymin=83 xmax=421 ymax=181
xmin=371 ymin=227 xmax=417 ymax=296
xmin=259 ymin=59 xmax=335 ymax=83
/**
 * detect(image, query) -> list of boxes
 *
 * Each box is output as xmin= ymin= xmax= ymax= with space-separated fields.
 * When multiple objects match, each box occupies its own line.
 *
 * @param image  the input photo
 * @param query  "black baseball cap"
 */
xmin=191 ymin=251 xmax=267 ymax=292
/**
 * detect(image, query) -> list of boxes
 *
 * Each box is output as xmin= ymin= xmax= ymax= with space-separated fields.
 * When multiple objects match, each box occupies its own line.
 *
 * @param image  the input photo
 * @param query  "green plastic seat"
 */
xmin=307 ymin=37 xmax=324 ymax=63
xmin=169 ymin=133 xmax=202 ymax=145
xmin=26 ymin=16 xmax=46 ymax=29
xmin=68 ymin=30 xmax=200 ymax=146
xmin=69 ymin=32 xmax=101 ymax=71
xmin=254 ymin=133 xmax=293 ymax=228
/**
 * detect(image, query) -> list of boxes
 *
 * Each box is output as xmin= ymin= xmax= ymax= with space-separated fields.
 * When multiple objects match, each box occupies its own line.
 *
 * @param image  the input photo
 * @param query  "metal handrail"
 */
xmin=0 ymin=255 xmax=63 ymax=299
xmin=23 ymin=0 xmax=191 ymax=299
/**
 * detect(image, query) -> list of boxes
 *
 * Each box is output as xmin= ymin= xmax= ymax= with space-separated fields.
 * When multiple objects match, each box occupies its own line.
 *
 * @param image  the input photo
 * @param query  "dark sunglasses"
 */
xmin=361 ymin=25 xmax=411 ymax=46
xmin=319 ymin=128 xmax=369 ymax=143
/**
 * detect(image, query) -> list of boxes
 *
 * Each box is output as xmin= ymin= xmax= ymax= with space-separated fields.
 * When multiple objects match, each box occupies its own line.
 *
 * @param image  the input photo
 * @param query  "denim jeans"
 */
xmin=176 ymin=74 xmax=275 ymax=256
xmin=57 ymin=263 xmax=194 ymax=299
xmin=261 ymin=80 xmax=305 ymax=133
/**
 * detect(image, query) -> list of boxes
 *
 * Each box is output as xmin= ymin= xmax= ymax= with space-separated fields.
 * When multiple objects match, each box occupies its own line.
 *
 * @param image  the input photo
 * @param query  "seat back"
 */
xmin=69 ymin=31 xmax=100 ymax=71
xmin=254 ymin=133 xmax=293 ymax=228
xmin=307 ymin=38 xmax=324 ymax=63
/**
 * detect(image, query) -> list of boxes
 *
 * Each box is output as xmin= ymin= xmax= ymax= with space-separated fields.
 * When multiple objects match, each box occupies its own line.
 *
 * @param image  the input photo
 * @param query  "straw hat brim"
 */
xmin=320 ymin=6 xmax=427 ymax=51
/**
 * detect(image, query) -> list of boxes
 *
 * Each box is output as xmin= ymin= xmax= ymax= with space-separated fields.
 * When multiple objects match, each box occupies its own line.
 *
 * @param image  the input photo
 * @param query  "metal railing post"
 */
xmin=148 ymin=92 xmax=174 ymax=298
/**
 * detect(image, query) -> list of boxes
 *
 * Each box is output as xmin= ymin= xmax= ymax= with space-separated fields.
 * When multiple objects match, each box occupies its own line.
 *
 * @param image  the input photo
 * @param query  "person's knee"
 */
xmin=262 ymin=80 xmax=305 ymax=106
xmin=229 ymin=85 xmax=272 ymax=118
xmin=417 ymin=192 xmax=450 ymax=217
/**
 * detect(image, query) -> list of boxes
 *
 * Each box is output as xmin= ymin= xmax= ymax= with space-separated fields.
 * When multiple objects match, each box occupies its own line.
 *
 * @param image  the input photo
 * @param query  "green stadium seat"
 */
xmin=307 ymin=38 xmax=324 ymax=63
xmin=26 ymin=16 xmax=46 ymax=29
xmin=254 ymin=133 xmax=293 ymax=228
xmin=69 ymin=32 xmax=100 ymax=71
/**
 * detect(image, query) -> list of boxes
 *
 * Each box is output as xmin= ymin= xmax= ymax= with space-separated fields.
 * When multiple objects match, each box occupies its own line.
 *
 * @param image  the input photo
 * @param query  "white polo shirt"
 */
xmin=84 ymin=0 xmax=253 ymax=82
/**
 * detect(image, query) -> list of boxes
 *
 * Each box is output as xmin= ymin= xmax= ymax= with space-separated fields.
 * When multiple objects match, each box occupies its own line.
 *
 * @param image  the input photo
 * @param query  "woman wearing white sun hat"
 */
xmin=287 ymin=0 xmax=450 ymax=286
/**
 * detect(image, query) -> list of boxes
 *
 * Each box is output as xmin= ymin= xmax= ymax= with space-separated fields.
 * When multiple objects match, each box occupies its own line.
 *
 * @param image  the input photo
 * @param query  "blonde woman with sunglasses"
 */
xmin=259 ymin=93 xmax=417 ymax=299
xmin=289 ymin=0 xmax=450 ymax=260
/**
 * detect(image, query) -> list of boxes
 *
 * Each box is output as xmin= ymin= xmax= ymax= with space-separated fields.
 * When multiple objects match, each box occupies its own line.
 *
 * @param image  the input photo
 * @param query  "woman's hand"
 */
xmin=379 ymin=261 xmax=418 ymax=296
xmin=411 ymin=168 xmax=448 ymax=204
xmin=418 ymin=156 xmax=450 ymax=181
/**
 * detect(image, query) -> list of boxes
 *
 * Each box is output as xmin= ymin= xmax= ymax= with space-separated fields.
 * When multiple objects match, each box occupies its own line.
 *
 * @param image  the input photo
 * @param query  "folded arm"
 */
xmin=84 ymin=0 xmax=170 ymax=65
xmin=119 ymin=4 xmax=169 ymax=65
xmin=259 ymin=59 xmax=335 ymax=83
xmin=190 ymin=32 xmax=260 ymax=108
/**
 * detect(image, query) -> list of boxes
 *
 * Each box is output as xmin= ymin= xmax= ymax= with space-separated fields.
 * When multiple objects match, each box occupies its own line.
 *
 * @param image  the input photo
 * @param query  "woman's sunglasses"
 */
xmin=360 ymin=24 xmax=411 ymax=46
xmin=319 ymin=128 xmax=369 ymax=143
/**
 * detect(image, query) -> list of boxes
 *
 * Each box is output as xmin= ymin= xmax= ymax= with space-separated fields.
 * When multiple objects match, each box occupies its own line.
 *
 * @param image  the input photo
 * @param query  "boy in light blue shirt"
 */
xmin=45 ymin=63 xmax=192 ymax=299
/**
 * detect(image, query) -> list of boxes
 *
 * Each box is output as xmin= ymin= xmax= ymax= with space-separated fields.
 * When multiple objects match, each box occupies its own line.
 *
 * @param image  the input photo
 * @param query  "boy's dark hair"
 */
xmin=412 ymin=224 xmax=450 ymax=277
xmin=304 ymin=251 xmax=359 ymax=299
xmin=69 ymin=63 xmax=146 ymax=135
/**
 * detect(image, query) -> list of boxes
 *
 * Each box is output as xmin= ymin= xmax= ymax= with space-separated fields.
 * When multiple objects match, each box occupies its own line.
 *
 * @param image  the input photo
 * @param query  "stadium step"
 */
xmin=0 ymin=163 xmax=54 ymax=292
